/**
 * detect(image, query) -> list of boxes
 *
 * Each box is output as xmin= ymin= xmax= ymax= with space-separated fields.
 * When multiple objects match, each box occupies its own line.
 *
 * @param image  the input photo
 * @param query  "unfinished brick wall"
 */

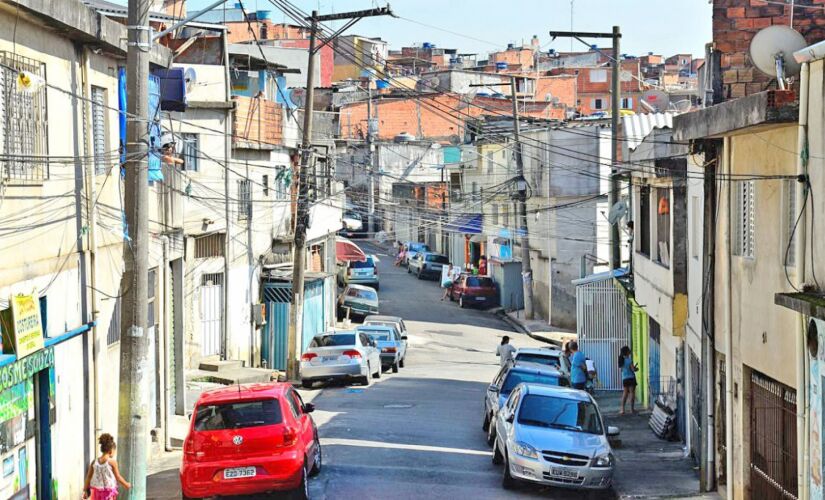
xmin=233 ymin=96 xmax=283 ymax=147
xmin=714 ymin=0 xmax=825 ymax=99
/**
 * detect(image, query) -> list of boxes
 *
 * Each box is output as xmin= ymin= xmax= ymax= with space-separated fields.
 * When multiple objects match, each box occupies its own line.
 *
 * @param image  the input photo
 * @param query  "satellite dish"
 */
xmin=416 ymin=76 xmax=440 ymax=92
xmin=607 ymin=200 xmax=628 ymax=225
xmin=750 ymin=25 xmax=807 ymax=88
xmin=184 ymin=67 xmax=197 ymax=93
xmin=457 ymin=88 xmax=478 ymax=110
xmin=290 ymin=88 xmax=306 ymax=108
xmin=641 ymin=89 xmax=670 ymax=113
xmin=672 ymin=99 xmax=693 ymax=113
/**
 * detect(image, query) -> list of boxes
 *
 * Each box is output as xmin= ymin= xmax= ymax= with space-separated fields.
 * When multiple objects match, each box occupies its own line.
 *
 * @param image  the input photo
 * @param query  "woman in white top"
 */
xmin=496 ymin=336 xmax=517 ymax=367
xmin=83 ymin=433 xmax=131 ymax=499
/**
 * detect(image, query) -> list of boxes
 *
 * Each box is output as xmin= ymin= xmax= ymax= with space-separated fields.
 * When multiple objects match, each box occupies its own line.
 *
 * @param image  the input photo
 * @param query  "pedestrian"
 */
xmin=394 ymin=244 xmax=405 ymax=266
xmin=441 ymin=264 xmax=455 ymax=301
xmin=83 ymin=433 xmax=131 ymax=500
xmin=569 ymin=341 xmax=588 ymax=391
xmin=496 ymin=335 xmax=517 ymax=367
xmin=619 ymin=345 xmax=639 ymax=415
xmin=478 ymin=255 xmax=488 ymax=276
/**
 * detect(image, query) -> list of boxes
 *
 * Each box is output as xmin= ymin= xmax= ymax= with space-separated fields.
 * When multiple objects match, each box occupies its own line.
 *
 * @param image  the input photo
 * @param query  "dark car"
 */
xmin=408 ymin=252 xmax=449 ymax=279
xmin=450 ymin=275 xmax=497 ymax=308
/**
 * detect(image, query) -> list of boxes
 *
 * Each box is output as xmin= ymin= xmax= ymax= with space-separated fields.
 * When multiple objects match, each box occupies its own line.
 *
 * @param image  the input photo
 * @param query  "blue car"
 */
xmin=355 ymin=324 xmax=408 ymax=373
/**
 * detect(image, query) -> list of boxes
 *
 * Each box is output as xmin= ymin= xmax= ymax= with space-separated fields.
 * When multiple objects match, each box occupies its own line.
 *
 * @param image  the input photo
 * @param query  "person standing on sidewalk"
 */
xmin=441 ymin=264 xmax=455 ymax=301
xmin=618 ymin=345 xmax=639 ymax=414
xmin=569 ymin=341 xmax=588 ymax=390
xmin=83 ymin=433 xmax=131 ymax=499
xmin=496 ymin=336 xmax=517 ymax=367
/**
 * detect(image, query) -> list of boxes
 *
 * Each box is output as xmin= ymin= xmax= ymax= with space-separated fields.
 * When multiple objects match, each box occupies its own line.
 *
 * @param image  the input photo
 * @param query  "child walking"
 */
xmin=83 ymin=433 xmax=131 ymax=500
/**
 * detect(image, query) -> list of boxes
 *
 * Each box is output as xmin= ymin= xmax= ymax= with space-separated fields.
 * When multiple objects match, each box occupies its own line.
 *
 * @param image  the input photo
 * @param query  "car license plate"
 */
xmin=475 ymin=297 xmax=486 ymax=301
xmin=322 ymin=356 xmax=338 ymax=362
xmin=550 ymin=467 xmax=578 ymax=479
xmin=224 ymin=467 xmax=256 ymax=479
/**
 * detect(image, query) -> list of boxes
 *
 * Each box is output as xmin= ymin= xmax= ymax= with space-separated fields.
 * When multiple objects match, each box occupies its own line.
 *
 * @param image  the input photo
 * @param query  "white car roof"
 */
xmin=516 ymin=347 xmax=561 ymax=356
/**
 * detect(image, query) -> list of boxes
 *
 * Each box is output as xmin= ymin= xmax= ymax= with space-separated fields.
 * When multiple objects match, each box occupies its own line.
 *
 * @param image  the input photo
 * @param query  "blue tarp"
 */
xmin=443 ymin=146 xmax=461 ymax=164
xmin=118 ymin=69 xmax=163 ymax=182
xmin=445 ymin=213 xmax=482 ymax=234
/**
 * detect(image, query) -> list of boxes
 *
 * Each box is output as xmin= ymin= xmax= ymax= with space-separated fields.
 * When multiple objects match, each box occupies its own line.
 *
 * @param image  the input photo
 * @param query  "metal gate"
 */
xmin=262 ymin=278 xmax=327 ymax=371
xmin=689 ymin=349 xmax=702 ymax=463
xmin=199 ymin=273 xmax=223 ymax=356
xmin=575 ymin=276 xmax=631 ymax=390
xmin=718 ymin=361 xmax=727 ymax=486
xmin=649 ymin=319 xmax=661 ymax=398
xmin=749 ymin=371 xmax=798 ymax=500
xmin=302 ymin=280 xmax=326 ymax=351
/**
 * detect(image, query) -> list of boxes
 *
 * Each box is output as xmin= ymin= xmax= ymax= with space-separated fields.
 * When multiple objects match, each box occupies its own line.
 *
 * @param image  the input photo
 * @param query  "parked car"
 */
xmin=402 ymin=242 xmax=430 ymax=266
xmin=299 ymin=331 xmax=381 ymax=388
xmin=363 ymin=315 xmax=408 ymax=339
xmin=513 ymin=347 xmax=571 ymax=378
xmin=356 ymin=324 xmax=408 ymax=372
xmin=491 ymin=383 xmax=619 ymax=492
xmin=408 ymin=252 xmax=450 ymax=279
xmin=337 ymin=284 xmax=379 ymax=320
xmin=450 ymin=274 xmax=498 ymax=308
xmin=180 ymin=383 xmax=321 ymax=500
xmin=337 ymin=255 xmax=379 ymax=289
xmin=483 ymin=363 xmax=570 ymax=445
xmin=339 ymin=210 xmax=367 ymax=238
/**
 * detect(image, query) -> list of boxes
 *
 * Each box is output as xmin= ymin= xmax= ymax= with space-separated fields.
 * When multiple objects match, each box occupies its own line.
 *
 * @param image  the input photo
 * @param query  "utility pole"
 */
xmin=510 ymin=76 xmax=534 ymax=320
xmin=287 ymin=5 xmax=394 ymax=381
xmin=548 ymin=27 xmax=622 ymax=269
xmin=117 ymin=0 xmax=151 ymax=495
xmin=367 ymin=85 xmax=375 ymax=236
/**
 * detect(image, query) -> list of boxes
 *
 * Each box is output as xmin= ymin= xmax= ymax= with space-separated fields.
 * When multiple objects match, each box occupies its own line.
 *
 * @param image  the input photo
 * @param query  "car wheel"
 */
xmin=492 ymin=438 xmax=504 ymax=465
xmin=309 ymin=435 xmax=322 ymax=477
xmin=392 ymin=362 xmax=399 ymax=373
xmin=291 ymin=462 xmax=309 ymax=500
xmin=360 ymin=365 xmax=371 ymax=386
xmin=482 ymin=412 xmax=490 ymax=432
xmin=399 ymin=357 xmax=405 ymax=368
xmin=459 ymin=295 xmax=466 ymax=308
xmin=374 ymin=283 xmax=380 ymax=290
xmin=301 ymin=380 xmax=313 ymax=389
xmin=372 ymin=364 xmax=381 ymax=379
xmin=502 ymin=452 xmax=518 ymax=490
xmin=486 ymin=417 xmax=496 ymax=446
xmin=417 ymin=270 xmax=423 ymax=279
xmin=407 ymin=267 xmax=411 ymax=274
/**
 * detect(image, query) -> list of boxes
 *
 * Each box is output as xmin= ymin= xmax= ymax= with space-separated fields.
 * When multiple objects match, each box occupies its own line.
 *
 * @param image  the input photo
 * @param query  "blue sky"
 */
xmin=186 ymin=0 xmax=714 ymax=58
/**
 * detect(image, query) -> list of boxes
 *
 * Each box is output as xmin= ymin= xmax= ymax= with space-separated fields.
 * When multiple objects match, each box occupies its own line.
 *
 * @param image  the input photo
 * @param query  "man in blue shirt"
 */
xmin=569 ymin=341 xmax=588 ymax=390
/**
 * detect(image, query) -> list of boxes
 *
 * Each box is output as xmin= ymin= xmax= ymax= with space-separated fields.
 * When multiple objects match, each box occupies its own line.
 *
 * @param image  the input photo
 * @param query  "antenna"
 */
xmin=607 ymin=200 xmax=628 ymax=225
xmin=184 ymin=67 xmax=197 ymax=93
xmin=749 ymin=25 xmax=807 ymax=90
xmin=640 ymin=89 xmax=670 ymax=113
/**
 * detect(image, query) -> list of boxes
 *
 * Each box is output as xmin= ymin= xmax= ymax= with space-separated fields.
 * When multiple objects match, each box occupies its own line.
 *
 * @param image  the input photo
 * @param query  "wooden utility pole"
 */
xmin=548 ymin=27 xmax=623 ymax=269
xmin=287 ymin=6 xmax=394 ymax=381
xmin=117 ymin=0 xmax=151 ymax=495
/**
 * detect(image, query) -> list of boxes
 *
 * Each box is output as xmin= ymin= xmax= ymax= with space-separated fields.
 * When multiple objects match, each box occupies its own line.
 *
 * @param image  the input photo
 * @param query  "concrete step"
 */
xmin=198 ymin=359 xmax=243 ymax=372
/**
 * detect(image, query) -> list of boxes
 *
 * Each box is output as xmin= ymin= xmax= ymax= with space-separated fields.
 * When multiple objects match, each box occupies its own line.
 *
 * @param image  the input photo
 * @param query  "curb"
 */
xmin=495 ymin=310 xmax=561 ymax=347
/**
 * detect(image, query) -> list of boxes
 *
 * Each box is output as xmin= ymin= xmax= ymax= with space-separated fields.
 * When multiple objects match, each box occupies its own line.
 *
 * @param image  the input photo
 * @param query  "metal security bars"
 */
xmin=735 ymin=180 xmax=756 ymax=258
xmin=749 ymin=370 xmax=798 ymax=500
xmin=91 ymin=86 xmax=107 ymax=174
xmin=0 ymin=52 xmax=49 ymax=182
xmin=194 ymin=232 xmax=225 ymax=258
xmin=237 ymin=179 xmax=252 ymax=221
xmin=107 ymin=298 xmax=122 ymax=345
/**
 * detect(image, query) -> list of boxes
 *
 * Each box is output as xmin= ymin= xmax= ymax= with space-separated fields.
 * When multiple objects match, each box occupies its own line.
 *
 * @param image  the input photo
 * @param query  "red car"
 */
xmin=450 ymin=274 xmax=498 ymax=308
xmin=180 ymin=383 xmax=321 ymax=500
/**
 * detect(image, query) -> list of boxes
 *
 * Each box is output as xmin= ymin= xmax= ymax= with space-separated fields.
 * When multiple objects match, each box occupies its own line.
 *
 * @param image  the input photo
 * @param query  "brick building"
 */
xmin=714 ymin=0 xmax=825 ymax=99
xmin=550 ymin=60 xmax=645 ymax=115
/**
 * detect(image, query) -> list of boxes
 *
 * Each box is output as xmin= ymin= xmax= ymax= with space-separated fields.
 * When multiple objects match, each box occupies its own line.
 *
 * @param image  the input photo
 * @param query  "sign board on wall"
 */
xmin=3 ymin=295 xmax=44 ymax=359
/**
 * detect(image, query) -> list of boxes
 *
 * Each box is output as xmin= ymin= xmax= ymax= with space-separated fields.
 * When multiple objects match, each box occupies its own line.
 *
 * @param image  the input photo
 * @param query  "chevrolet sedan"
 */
xmin=299 ymin=331 xmax=381 ymax=388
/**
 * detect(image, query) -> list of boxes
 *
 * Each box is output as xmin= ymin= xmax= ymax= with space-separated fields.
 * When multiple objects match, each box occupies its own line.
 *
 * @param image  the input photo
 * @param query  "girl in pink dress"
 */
xmin=83 ymin=433 xmax=131 ymax=499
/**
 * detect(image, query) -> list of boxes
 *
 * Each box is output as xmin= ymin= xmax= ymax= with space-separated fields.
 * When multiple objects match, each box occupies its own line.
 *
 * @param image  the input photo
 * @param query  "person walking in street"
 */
xmin=496 ymin=336 xmax=517 ymax=367
xmin=394 ymin=244 xmax=406 ymax=266
xmin=478 ymin=255 xmax=488 ymax=276
xmin=83 ymin=433 xmax=131 ymax=499
xmin=569 ymin=341 xmax=588 ymax=391
xmin=619 ymin=345 xmax=639 ymax=415
xmin=441 ymin=264 xmax=455 ymax=301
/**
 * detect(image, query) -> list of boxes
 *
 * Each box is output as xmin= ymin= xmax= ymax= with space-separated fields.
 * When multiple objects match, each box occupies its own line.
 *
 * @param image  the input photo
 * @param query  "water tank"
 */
xmin=477 ymin=92 xmax=490 ymax=97
xmin=422 ymin=42 xmax=433 ymax=49
xmin=256 ymin=10 xmax=271 ymax=19
xmin=394 ymin=132 xmax=415 ymax=143
xmin=590 ymin=44 xmax=598 ymax=50
xmin=548 ymin=49 xmax=556 ymax=55
xmin=495 ymin=62 xmax=508 ymax=71
xmin=375 ymin=79 xmax=390 ymax=89
xmin=234 ymin=2 xmax=242 ymax=8
xmin=507 ymin=43 xmax=515 ymax=50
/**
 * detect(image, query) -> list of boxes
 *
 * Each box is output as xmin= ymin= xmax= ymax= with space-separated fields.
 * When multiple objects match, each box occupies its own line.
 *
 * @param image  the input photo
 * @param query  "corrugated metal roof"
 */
xmin=571 ymin=268 xmax=628 ymax=286
xmin=622 ymin=112 xmax=675 ymax=151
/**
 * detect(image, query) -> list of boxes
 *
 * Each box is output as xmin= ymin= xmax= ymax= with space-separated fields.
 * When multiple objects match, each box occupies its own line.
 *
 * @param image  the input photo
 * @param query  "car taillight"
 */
xmin=282 ymin=427 xmax=297 ymax=447
xmin=301 ymin=352 xmax=317 ymax=361
xmin=381 ymin=347 xmax=396 ymax=353
xmin=342 ymin=349 xmax=361 ymax=359
xmin=183 ymin=438 xmax=204 ymax=460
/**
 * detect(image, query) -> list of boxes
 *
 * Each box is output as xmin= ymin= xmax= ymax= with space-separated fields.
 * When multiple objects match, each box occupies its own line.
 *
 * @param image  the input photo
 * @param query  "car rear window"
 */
xmin=310 ymin=334 xmax=356 ymax=347
xmin=515 ymin=353 xmax=561 ymax=367
xmin=426 ymin=255 xmax=449 ymax=263
xmin=350 ymin=257 xmax=375 ymax=269
xmin=363 ymin=332 xmax=391 ymax=341
xmin=194 ymin=399 xmax=282 ymax=431
xmin=346 ymin=288 xmax=377 ymax=300
xmin=409 ymin=243 xmax=429 ymax=252
xmin=502 ymin=371 xmax=562 ymax=394
xmin=467 ymin=277 xmax=493 ymax=287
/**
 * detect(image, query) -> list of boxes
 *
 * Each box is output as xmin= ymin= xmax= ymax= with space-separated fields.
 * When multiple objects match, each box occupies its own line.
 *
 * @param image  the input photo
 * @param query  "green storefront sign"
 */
xmin=0 ymin=348 xmax=54 ymax=393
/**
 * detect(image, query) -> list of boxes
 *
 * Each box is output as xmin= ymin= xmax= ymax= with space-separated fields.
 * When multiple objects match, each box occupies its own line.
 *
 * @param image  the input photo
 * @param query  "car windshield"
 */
xmin=346 ymin=288 xmax=377 ymax=300
xmin=517 ymin=394 xmax=603 ymax=435
xmin=310 ymin=334 xmax=356 ymax=347
xmin=466 ymin=277 xmax=493 ymax=287
xmin=515 ymin=352 xmax=561 ymax=368
xmin=502 ymin=371 xmax=560 ymax=394
xmin=194 ymin=399 xmax=282 ymax=431
xmin=351 ymin=257 xmax=375 ymax=269
xmin=426 ymin=255 xmax=449 ymax=263
xmin=409 ymin=243 xmax=429 ymax=252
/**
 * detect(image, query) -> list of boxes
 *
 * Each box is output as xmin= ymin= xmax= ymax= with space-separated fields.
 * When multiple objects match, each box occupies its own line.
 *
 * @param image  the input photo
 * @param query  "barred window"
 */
xmin=784 ymin=179 xmax=797 ymax=267
xmin=91 ymin=86 xmax=108 ymax=174
xmin=0 ymin=52 xmax=49 ymax=182
xmin=194 ymin=232 xmax=225 ymax=258
xmin=238 ymin=179 xmax=252 ymax=221
xmin=107 ymin=298 xmax=121 ymax=345
xmin=181 ymin=133 xmax=199 ymax=171
xmin=734 ymin=180 xmax=755 ymax=258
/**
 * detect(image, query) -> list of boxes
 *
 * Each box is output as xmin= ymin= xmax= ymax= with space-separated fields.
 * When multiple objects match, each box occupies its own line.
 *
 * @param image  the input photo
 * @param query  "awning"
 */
xmin=445 ymin=213 xmax=483 ymax=234
xmin=336 ymin=238 xmax=367 ymax=262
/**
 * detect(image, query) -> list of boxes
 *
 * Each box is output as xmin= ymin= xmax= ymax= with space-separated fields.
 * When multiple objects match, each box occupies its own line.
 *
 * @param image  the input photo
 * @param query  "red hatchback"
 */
xmin=180 ymin=383 xmax=321 ymax=499
xmin=450 ymin=274 xmax=498 ymax=308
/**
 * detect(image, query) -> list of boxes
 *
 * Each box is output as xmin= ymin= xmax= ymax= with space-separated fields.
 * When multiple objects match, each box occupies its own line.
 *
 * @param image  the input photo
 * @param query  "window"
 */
xmin=309 ymin=334 xmax=356 ymax=347
xmin=107 ymin=298 xmax=122 ymax=345
xmin=491 ymin=203 xmax=499 ymax=225
xmin=194 ymin=399 xmax=282 ymax=431
xmin=734 ymin=180 xmax=755 ymax=258
xmin=638 ymin=186 xmax=651 ymax=256
xmin=180 ymin=133 xmax=199 ymax=171
xmin=471 ymin=181 xmax=478 ymax=200
xmin=691 ymin=195 xmax=701 ymax=260
xmin=592 ymin=98 xmax=605 ymax=110
xmin=0 ymin=52 xmax=49 ymax=182
xmin=655 ymin=188 xmax=670 ymax=267
xmin=276 ymin=167 xmax=288 ymax=200
xmin=194 ymin=232 xmax=225 ymax=258
xmin=237 ymin=179 xmax=252 ymax=221
xmin=621 ymin=97 xmax=633 ymax=109
xmin=148 ymin=268 xmax=158 ymax=327
xmin=285 ymin=390 xmax=301 ymax=419
xmin=785 ymin=179 xmax=797 ymax=267
xmin=503 ymin=203 xmax=510 ymax=227
xmin=517 ymin=395 xmax=603 ymax=435
xmin=590 ymin=69 xmax=607 ymax=82
xmin=260 ymin=24 xmax=268 ymax=40
xmin=262 ymin=174 xmax=270 ymax=197
xmin=91 ymin=86 xmax=108 ymax=174
xmin=487 ymin=152 xmax=494 ymax=174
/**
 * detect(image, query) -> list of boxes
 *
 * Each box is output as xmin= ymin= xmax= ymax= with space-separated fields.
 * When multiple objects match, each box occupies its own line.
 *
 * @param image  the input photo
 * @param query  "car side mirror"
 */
xmin=488 ymin=384 xmax=499 ymax=393
xmin=607 ymin=426 xmax=620 ymax=437
xmin=401 ymin=335 xmax=408 ymax=340
xmin=506 ymin=413 xmax=515 ymax=423
xmin=303 ymin=403 xmax=316 ymax=414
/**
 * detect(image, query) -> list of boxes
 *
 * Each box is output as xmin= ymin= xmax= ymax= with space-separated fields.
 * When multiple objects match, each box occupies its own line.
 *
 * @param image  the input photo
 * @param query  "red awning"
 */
xmin=335 ymin=238 xmax=367 ymax=262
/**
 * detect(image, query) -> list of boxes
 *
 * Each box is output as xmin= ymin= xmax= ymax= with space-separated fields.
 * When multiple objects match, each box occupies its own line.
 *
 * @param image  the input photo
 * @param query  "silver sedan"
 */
xmin=491 ymin=383 xmax=619 ymax=492
xmin=300 ymin=331 xmax=382 ymax=388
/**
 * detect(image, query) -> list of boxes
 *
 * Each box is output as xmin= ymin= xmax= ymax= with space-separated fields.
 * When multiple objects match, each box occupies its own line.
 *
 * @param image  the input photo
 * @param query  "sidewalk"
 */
xmin=497 ymin=308 xmax=577 ymax=347
xmin=595 ymin=391 xmax=719 ymax=500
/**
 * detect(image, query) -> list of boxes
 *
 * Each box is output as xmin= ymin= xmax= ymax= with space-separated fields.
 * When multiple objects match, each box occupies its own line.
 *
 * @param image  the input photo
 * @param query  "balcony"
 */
xmin=232 ymin=95 xmax=283 ymax=150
